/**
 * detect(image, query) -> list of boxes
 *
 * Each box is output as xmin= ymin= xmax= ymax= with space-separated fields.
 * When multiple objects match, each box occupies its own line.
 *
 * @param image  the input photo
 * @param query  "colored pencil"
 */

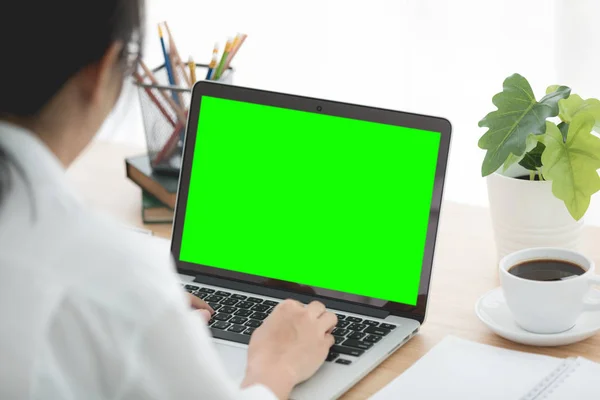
xmin=139 ymin=60 xmax=187 ymax=125
xmin=224 ymin=33 xmax=247 ymax=70
xmin=153 ymin=121 xmax=185 ymax=166
xmin=158 ymin=25 xmax=178 ymax=104
xmin=188 ymin=56 xmax=197 ymax=83
xmin=214 ymin=38 xmax=233 ymax=81
xmin=132 ymin=72 xmax=176 ymax=128
xmin=164 ymin=21 xmax=191 ymax=87
xmin=206 ymin=43 xmax=219 ymax=80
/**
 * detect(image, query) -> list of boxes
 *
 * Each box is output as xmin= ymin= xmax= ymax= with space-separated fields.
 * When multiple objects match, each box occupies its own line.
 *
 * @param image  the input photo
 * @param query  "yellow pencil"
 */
xmin=188 ymin=56 xmax=197 ymax=83
xmin=206 ymin=43 xmax=219 ymax=80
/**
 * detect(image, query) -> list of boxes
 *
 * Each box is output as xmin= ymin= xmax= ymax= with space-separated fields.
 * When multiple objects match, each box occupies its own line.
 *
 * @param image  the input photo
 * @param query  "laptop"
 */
xmin=171 ymin=81 xmax=451 ymax=399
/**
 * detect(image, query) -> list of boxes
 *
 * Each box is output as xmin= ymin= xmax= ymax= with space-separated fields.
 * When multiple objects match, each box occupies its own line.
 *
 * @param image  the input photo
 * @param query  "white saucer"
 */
xmin=475 ymin=287 xmax=600 ymax=347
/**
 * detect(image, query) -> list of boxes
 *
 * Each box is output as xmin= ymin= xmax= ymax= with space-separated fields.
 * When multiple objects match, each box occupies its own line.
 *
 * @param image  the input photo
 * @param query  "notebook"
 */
xmin=371 ymin=336 xmax=600 ymax=400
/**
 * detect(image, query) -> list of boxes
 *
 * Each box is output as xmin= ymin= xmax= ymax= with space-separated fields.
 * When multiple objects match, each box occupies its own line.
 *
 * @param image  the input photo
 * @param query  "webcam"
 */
xmin=316 ymin=106 xmax=323 ymax=112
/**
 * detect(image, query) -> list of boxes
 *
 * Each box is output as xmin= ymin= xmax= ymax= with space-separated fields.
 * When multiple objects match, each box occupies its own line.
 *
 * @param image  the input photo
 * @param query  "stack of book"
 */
xmin=125 ymin=154 xmax=177 ymax=224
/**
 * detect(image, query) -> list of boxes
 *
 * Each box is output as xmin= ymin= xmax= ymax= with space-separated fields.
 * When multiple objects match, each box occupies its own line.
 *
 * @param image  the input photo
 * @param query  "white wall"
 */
xmin=99 ymin=0 xmax=600 ymax=225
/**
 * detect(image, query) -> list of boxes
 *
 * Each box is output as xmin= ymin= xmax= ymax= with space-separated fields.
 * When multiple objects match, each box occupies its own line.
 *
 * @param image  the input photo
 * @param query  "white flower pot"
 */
xmin=487 ymin=165 xmax=583 ymax=262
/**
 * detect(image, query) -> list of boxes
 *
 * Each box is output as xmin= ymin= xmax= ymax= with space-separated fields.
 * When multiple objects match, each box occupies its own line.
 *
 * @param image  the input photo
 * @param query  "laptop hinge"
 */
xmin=193 ymin=274 xmax=390 ymax=319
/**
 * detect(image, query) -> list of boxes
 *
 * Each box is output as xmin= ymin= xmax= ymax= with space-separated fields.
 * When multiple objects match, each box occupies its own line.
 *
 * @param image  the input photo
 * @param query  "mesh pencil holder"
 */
xmin=134 ymin=63 xmax=233 ymax=175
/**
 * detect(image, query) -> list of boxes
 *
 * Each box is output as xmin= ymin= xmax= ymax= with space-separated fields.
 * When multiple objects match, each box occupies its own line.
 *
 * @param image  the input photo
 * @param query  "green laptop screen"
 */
xmin=179 ymin=96 xmax=441 ymax=305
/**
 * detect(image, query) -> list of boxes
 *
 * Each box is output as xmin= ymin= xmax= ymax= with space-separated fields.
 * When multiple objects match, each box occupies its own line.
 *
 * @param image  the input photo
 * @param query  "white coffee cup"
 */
xmin=499 ymin=247 xmax=600 ymax=334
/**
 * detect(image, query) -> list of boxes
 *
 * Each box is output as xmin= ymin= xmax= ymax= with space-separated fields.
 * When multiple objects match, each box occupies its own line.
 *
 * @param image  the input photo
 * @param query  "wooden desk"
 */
xmin=67 ymin=140 xmax=600 ymax=400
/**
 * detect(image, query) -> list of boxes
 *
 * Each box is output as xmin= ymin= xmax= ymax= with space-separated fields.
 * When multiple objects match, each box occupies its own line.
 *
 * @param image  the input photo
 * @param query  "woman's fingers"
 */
xmin=318 ymin=311 xmax=338 ymax=333
xmin=306 ymin=301 xmax=327 ymax=318
xmin=188 ymin=293 xmax=215 ymax=315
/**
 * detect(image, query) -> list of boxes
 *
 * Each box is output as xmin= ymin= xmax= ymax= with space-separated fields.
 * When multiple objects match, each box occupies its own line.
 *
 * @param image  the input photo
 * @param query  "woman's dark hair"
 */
xmin=0 ymin=1 xmax=144 ymax=204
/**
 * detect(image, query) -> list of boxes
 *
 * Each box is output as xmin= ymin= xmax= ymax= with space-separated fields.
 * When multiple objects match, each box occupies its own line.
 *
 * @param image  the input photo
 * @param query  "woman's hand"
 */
xmin=241 ymin=300 xmax=337 ymax=399
xmin=188 ymin=293 xmax=214 ymax=322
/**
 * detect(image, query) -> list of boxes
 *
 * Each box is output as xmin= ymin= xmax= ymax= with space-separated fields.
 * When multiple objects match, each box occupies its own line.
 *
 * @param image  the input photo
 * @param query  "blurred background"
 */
xmin=98 ymin=0 xmax=600 ymax=225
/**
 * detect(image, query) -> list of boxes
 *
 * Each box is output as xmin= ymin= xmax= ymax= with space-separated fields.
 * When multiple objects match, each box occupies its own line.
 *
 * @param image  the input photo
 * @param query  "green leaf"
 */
xmin=502 ymin=134 xmax=539 ymax=171
xmin=558 ymin=122 xmax=569 ymax=143
xmin=478 ymin=74 xmax=571 ymax=176
xmin=546 ymin=85 xmax=560 ymax=94
xmin=518 ymin=141 xmax=546 ymax=171
xmin=541 ymin=117 xmax=600 ymax=220
xmin=558 ymin=94 xmax=600 ymax=132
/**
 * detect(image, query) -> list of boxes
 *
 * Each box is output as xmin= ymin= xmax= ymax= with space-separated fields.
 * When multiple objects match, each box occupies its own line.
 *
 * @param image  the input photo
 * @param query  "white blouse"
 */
xmin=0 ymin=122 xmax=276 ymax=400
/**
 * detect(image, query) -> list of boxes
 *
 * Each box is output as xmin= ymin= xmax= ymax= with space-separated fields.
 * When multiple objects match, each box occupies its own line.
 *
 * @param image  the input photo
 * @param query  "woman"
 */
xmin=0 ymin=2 xmax=336 ymax=399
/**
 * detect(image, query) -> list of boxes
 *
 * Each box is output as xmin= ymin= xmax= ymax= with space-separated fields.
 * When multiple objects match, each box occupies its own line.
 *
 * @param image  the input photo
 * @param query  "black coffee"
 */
xmin=508 ymin=259 xmax=586 ymax=281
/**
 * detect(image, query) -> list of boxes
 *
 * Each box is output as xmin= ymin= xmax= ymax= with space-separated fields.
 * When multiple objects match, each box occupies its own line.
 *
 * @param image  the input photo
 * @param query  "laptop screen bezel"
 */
xmin=171 ymin=81 xmax=451 ymax=323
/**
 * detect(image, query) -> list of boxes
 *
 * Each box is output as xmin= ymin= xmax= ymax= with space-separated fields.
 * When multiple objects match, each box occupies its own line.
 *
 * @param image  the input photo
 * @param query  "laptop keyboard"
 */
xmin=183 ymin=284 xmax=397 ymax=366
xmin=182 ymin=284 xmax=396 ymax=365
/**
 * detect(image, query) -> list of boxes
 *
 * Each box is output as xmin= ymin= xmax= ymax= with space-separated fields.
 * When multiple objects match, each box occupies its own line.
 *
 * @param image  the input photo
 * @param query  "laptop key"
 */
xmin=363 ymin=320 xmax=379 ymax=326
xmin=335 ymin=359 xmax=352 ymax=365
xmin=220 ymin=306 xmax=237 ymax=314
xmin=197 ymin=292 xmax=208 ymax=299
xmin=380 ymin=323 xmax=397 ymax=330
xmin=364 ymin=326 xmax=391 ymax=336
xmin=347 ymin=331 xmax=366 ymax=340
xmin=331 ymin=345 xmax=364 ymax=357
xmin=263 ymin=300 xmax=279 ymax=307
xmin=245 ymin=319 xmax=262 ymax=328
xmin=331 ymin=328 xmax=349 ymax=337
xmin=221 ymin=298 xmax=239 ymax=306
xmin=326 ymin=351 xmax=339 ymax=362
xmin=345 ymin=316 xmax=362 ymax=323
xmin=210 ymin=327 xmax=250 ymax=344
xmin=205 ymin=295 xmax=224 ymax=303
xmin=243 ymin=327 xmax=255 ymax=335
xmin=227 ymin=324 xmax=246 ymax=334
xmin=235 ymin=309 xmax=253 ymax=317
xmin=342 ymin=339 xmax=373 ymax=350
xmin=335 ymin=314 xmax=345 ymax=320
xmin=215 ymin=291 xmax=231 ymax=297
xmin=230 ymin=316 xmax=247 ymax=324
xmin=237 ymin=301 xmax=254 ymax=309
xmin=213 ymin=313 xmax=232 ymax=321
xmin=212 ymin=321 xmax=232 ymax=330
xmin=336 ymin=320 xmax=351 ymax=329
xmin=184 ymin=285 xmax=198 ymax=291
xmin=334 ymin=336 xmax=344 ymax=345
xmin=247 ymin=297 xmax=263 ymax=303
xmin=250 ymin=312 xmax=268 ymax=320
xmin=198 ymin=287 xmax=215 ymax=293
xmin=348 ymin=323 xmax=368 ymax=332
xmin=251 ymin=304 xmax=270 ymax=312
xmin=208 ymin=302 xmax=222 ymax=311
xmin=231 ymin=294 xmax=247 ymax=300
xmin=365 ymin=335 xmax=382 ymax=343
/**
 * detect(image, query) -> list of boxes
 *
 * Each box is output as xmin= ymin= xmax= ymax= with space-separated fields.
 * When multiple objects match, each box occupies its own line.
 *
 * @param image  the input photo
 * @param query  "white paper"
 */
xmin=544 ymin=358 xmax=600 ymax=400
xmin=370 ymin=336 xmax=562 ymax=400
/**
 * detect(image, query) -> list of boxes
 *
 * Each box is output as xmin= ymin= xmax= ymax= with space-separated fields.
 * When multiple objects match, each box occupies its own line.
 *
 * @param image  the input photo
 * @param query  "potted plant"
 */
xmin=478 ymin=73 xmax=600 ymax=261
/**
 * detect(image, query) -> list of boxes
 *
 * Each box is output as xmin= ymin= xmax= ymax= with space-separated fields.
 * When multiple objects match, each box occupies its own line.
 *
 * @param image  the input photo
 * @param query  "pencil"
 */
xmin=206 ymin=43 xmax=219 ymax=80
xmin=224 ymin=33 xmax=247 ymax=70
xmin=139 ymin=60 xmax=187 ymax=125
xmin=153 ymin=121 xmax=185 ymax=166
xmin=214 ymin=38 xmax=233 ymax=81
xmin=132 ymin=72 xmax=176 ymax=128
xmin=188 ymin=56 xmax=197 ymax=83
xmin=158 ymin=24 xmax=178 ymax=103
xmin=164 ymin=22 xmax=191 ymax=87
